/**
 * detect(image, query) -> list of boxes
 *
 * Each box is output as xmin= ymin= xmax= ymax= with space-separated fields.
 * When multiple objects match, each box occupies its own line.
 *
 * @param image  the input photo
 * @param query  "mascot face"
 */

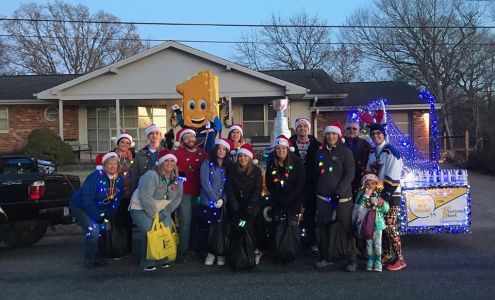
xmin=176 ymin=71 xmax=219 ymax=128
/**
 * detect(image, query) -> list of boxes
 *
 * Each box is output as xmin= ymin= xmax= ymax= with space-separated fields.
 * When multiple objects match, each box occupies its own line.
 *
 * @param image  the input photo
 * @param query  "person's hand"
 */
xmin=377 ymin=197 xmax=385 ymax=206
xmin=214 ymin=199 xmax=223 ymax=208
xmin=213 ymin=116 xmax=222 ymax=132
xmin=171 ymin=104 xmax=182 ymax=114
xmin=364 ymin=188 xmax=372 ymax=198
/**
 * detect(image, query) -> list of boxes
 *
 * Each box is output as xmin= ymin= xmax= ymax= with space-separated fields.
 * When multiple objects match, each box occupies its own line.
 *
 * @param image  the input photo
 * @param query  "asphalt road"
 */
xmin=1 ymin=171 xmax=495 ymax=300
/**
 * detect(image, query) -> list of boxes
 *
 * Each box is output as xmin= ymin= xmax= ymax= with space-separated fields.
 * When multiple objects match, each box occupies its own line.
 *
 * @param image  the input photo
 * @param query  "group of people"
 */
xmin=69 ymin=116 xmax=407 ymax=273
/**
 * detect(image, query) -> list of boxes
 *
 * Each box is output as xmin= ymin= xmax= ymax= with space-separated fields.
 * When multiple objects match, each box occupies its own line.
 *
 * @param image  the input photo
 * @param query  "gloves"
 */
xmin=214 ymin=199 xmax=223 ymax=209
xmin=213 ymin=116 xmax=222 ymax=132
xmin=171 ymin=104 xmax=182 ymax=114
xmin=237 ymin=218 xmax=247 ymax=228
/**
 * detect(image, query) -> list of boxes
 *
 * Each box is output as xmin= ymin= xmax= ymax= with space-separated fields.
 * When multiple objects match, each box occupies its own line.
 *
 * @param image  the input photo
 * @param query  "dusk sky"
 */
xmin=1 ymin=0 xmax=373 ymax=60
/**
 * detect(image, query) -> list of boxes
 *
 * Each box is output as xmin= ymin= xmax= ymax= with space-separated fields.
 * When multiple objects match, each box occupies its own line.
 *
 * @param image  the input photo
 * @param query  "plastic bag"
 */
xmin=227 ymin=226 xmax=256 ymax=271
xmin=274 ymin=219 xmax=300 ymax=262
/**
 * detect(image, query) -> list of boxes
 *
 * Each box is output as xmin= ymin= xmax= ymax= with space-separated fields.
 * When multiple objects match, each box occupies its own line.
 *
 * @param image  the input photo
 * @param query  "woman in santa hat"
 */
xmin=129 ymin=150 xmax=183 ymax=271
xmin=314 ymin=121 xmax=357 ymax=272
xmin=111 ymin=130 xmax=136 ymax=257
xmin=200 ymin=138 xmax=233 ymax=266
xmin=70 ymin=152 xmax=125 ymax=269
xmin=265 ymin=135 xmax=306 ymax=263
xmin=227 ymin=124 xmax=245 ymax=163
xmin=226 ymin=143 xmax=263 ymax=265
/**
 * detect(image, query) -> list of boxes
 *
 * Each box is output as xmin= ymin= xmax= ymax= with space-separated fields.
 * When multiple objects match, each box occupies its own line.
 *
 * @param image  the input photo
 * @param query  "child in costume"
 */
xmin=354 ymin=173 xmax=389 ymax=272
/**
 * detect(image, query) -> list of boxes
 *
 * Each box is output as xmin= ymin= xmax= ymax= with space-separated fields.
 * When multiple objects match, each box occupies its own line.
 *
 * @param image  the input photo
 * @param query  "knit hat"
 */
xmin=95 ymin=152 xmax=119 ymax=171
xmin=361 ymin=173 xmax=380 ymax=186
xmin=215 ymin=138 xmax=233 ymax=152
xmin=173 ymin=128 xmax=196 ymax=148
xmin=227 ymin=124 xmax=243 ymax=137
xmin=274 ymin=135 xmax=295 ymax=152
xmin=237 ymin=143 xmax=258 ymax=164
xmin=324 ymin=121 xmax=345 ymax=143
xmin=369 ymin=123 xmax=387 ymax=136
xmin=144 ymin=124 xmax=161 ymax=137
xmin=155 ymin=150 xmax=178 ymax=166
xmin=295 ymin=118 xmax=311 ymax=130
xmin=116 ymin=130 xmax=135 ymax=148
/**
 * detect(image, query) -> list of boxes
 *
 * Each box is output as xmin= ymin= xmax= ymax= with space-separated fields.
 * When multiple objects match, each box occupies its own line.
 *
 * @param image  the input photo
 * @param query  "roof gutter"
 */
xmin=310 ymin=103 xmax=442 ymax=111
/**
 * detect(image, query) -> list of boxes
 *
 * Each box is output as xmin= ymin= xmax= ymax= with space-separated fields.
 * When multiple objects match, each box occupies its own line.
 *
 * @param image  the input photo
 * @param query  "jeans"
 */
xmin=70 ymin=204 xmax=103 ymax=263
xmin=131 ymin=209 xmax=172 ymax=268
xmin=366 ymin=230 xmax=383 ymax=259
xmin=176 ymin=194 xmax=200 ymax=255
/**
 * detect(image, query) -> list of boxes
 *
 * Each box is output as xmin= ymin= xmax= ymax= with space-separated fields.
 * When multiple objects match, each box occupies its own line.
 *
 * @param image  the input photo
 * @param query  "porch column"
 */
xmin=115 ymin=99 xmax=121 ymax=131
xmin=58 ymin=100 xmax=64 ymax=140
xmin=228 ymin=96 xmax=232 ymax=125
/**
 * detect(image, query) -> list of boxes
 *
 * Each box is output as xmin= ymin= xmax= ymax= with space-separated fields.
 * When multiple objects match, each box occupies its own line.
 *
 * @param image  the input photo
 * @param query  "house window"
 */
xmin=389 ymin=111 xmax=410 ymax=137
xmin=242 ymin=103 xmax=278 ymax=139
xmin=88 ymin=105 xmax=167 ymax=152
xmin=0 ymin=107 xmax=8 ymax=132
xmin=44 ymin=106 xmax=59 ymax=121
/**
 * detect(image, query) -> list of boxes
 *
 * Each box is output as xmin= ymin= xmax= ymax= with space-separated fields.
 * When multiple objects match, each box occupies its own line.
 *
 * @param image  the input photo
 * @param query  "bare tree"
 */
xmin=345 ymin=0 xmax=483 ymax=149
xmin=330 ymin=44 xmax=362 ymax=82
xmin=0 ymin=38 xmax=10 ymax=75
xmin=234 ymin=10 xmax=362 ymax=82
xmin=2 ymin=1 xmax=145 ymax=74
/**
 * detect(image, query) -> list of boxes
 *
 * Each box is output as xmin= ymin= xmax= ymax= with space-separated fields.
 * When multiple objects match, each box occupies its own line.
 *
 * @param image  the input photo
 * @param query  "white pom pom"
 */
xmin=230 ymin=150 xmax=237 ymax=156
xmin=342 ymin=138 xmax=345 ymax=143
xmin=173 ymin=141 xmax=180 ymax=148
xmin=252 ymin=159 xmax=259 ymax=165
xmin=289 ymin=146 xmax=295 ymax=152
xmin=96 ymin=165 xmax=103 ymax=171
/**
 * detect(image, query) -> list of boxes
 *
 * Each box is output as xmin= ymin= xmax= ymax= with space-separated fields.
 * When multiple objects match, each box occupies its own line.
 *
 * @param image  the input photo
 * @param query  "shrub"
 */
xmin=25 ymin=128 xmax=75 ymax=165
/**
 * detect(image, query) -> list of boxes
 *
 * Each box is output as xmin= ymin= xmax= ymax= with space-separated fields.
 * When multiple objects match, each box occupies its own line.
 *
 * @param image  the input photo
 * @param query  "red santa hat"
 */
xmin=324 ymin=121 xmax=345 ymax=143
xmin=295 ymin=118 xmax=311 ymax=130
xmin=155 ymin=150 xmax=178 ymax=166
xmin=227 ymin=124 xmax=243 ymax=137
xmin=116 ymin=130 xmax=135 ymax=148
xmin=144 ymin=124 xmax=161 ymax=137
xmin=215 ymin=138 xmax=233 ymax=152
xmin=237 ymin=143 xmax=258 ymax=164
xmin=274 ymin=135 xmax=295 ymax=152
xmin=95 ymin=152 xmax=119 ymax=171
xmin=173 ymin=128 xmax=196 ymax=148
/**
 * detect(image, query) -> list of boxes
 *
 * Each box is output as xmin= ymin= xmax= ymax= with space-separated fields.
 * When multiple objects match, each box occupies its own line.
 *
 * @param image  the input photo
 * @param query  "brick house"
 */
xmin=0 ymin=41 xmax=437 ymax=159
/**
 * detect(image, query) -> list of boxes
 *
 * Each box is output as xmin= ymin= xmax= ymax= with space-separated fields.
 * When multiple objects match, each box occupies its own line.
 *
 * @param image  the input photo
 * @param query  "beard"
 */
xmin=184 ymin=140 xmax=196 ymax=149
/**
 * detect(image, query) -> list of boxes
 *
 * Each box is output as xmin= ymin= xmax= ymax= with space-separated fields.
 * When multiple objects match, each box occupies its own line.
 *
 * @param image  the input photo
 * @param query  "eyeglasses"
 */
xmin=370 ymin=131 xmax=383 ymax=136
xmin=346 ymin=127 xmax=359 ymax=131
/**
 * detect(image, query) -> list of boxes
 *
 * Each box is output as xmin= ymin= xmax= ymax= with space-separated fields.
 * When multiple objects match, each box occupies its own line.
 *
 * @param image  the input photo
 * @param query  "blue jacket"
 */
xmin=70 ymin=170 xmax=124 ymax=222
xmin=199 ymin=159 xmax=227 ymax=207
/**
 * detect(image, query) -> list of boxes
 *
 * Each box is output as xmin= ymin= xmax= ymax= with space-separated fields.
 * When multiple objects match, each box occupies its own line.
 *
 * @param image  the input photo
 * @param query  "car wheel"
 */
xmin=1 ymin=221 xmax=48 ymax=247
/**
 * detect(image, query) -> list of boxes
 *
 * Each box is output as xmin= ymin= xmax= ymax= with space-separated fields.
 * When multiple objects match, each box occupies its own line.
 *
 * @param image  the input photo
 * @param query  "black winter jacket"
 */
xmin=344 ymin=137 xmax=371 ymax=194
xmin=289 ymin=135 xmax=321 ymax=200
xmin=227 ymin=164 xmax=263 ymax=218
xmin=265 ymin=154 xmax=306 ymax=216
xmin=315 ymin=143 xmax=355 ymax=200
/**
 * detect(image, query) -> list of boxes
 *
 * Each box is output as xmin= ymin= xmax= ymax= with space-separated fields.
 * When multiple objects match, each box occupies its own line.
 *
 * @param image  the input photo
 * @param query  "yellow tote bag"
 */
xmin=146 ymin=213 xmax=176 ymax=261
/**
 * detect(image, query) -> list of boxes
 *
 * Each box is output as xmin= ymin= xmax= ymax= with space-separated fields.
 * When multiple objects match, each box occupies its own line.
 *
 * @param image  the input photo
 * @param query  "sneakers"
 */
xmin=204 ymin=253 xmax=215 ymax=266
xmin=315 ymin=259 xmax=333 ymax=268
xmin=345 ymin=261 xmax=357 ymax=272
xmin=161 ymin=263 xmax=170 ymax=269
xmin=381 ymin=255 xmax=392 ymax=265
xmin=366 ymin=258 xmax=374 ymax=271
xmin=254 ymin=249 xmax=262 ymax=265
xmin=143 ymin=266 xmax=157 ymax=272
xmin=386 ymin=259 xmax=407 ymax=271
xmin=373 ymin=260 xmax=382 ymax=272
xmin=217 ymin=256 xmax=225 ymax=266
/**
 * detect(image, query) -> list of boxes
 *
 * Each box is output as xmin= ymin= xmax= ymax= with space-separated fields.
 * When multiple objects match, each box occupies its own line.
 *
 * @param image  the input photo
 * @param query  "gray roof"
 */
xmin=264 ymin=69 xmax=424 ymax=106
xmin=261 ymin=69 xmax=340 ymax=95
xmin=0 ymin=75 xmax=80 ymax=100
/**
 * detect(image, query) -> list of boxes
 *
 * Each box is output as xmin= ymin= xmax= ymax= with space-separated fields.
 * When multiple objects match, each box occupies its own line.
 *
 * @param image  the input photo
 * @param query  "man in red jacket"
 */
xmin=174 ymin=128 xmax=207 ymax=262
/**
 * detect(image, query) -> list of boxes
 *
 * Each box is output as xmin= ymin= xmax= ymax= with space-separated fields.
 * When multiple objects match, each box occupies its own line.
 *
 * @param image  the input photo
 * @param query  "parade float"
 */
xmin=268 ymin=91 xmax=471 ymax=235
